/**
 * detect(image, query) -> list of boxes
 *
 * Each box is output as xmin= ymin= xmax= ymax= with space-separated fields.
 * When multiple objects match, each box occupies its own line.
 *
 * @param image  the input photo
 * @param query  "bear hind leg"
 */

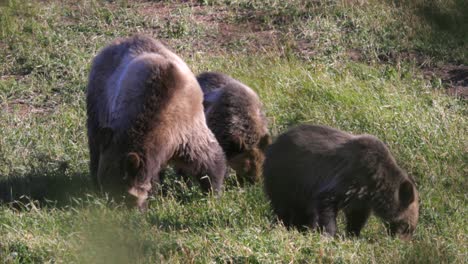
xmin=88 ymin=142 xmax=100 ymax=190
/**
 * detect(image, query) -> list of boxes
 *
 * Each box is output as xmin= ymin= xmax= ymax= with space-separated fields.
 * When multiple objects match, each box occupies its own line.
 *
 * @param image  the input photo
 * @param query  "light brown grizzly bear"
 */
xmin=263 ymin=124 xmax=419 ymax=239
xmin=196 ymin=72 xmax=271 ymax=184
xmin=86 ymin=35 xmax=226 ymax=209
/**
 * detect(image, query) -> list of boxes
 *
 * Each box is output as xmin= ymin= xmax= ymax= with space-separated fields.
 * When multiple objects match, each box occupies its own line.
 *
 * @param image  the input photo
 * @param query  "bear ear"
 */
xmin=97 ymin=127 xmax=114 ymax=150
xmin=399 ymin=180 xmax=415 ymax=208
xmin=161 ymin=61 xmax=179 ymax=89
xmin=258 ymin=134 xmax=272 ymax=152
xmin=126 ymin=152 xmax=141 ymax=173
xmin=125 ymin=152 xmax=141 ymax=176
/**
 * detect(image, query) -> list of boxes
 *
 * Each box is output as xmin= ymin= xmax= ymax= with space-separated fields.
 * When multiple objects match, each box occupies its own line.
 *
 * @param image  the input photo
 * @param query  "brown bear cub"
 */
xmin=197 ymin=72 xmax=271 ymax=184
xmin=86 ymin=35 xmax=226 ymax=209
xmin=263 ymin=124 xmax=419 ymax=239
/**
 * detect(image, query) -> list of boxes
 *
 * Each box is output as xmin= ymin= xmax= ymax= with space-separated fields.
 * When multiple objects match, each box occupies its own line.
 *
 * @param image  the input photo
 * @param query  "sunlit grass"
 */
xmin=0 ymin=0 xmax=466 ymax=263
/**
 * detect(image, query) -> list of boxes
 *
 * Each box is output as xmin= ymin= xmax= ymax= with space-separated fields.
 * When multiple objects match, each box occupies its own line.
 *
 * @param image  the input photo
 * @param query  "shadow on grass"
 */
xmin=156 ymin=167 xmax=251 ymax=202
xmin=147 ymin=177 xmax=262 ymax=232
xmin=0 ymin=165 xmax=246 ymax=211
xmin=390 ymin=0 xmax=468 ymax=63
xmin=389 ymin=0 xmax=468 ymax=37
xmin=416 ymin=0 xmax=468 ymax=35
xmin=0 ymin=163 xmax=95 ymax=208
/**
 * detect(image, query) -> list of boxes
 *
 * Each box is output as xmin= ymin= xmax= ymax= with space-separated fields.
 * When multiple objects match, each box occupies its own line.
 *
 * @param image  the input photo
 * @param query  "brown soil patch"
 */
xmin=135 ymin=2 xmax=467 ymax=99
xmin=357 ymin=50 xmax=468 ymax=99
xmin=135 ymin=1 xmax=281 ymax=55
xmin=424 ymin=64 xmax=468 ymax=99
xmin=2 ymin=98 xmax=55 ymax=117
xmin=2 ymin=102 xmax=47 ymax=116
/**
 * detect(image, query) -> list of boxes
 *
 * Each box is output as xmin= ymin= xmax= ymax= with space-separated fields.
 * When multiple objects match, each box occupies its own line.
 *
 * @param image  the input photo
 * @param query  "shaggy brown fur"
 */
xmin=263 ymin=124 xmax=419 ymax=239
xmin=86 ymin=35 xmax=226 ymax=209
xmin=197 ymin=72 xmax=271 ymax=184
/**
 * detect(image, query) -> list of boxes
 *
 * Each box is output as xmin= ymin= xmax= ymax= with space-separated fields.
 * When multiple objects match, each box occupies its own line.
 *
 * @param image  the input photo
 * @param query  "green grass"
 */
xmin=0 ymin=0 xmax=467 ymax=263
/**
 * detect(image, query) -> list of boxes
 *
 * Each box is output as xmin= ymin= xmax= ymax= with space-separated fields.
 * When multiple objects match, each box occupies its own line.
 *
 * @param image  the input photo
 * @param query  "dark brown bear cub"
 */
xmin=197 ymin=72 xmax=271 ymax=184
xmin=263 ymin=124 xmax=419 ymax=239
xmin=86 ymin=35 xmax=226 ymax=209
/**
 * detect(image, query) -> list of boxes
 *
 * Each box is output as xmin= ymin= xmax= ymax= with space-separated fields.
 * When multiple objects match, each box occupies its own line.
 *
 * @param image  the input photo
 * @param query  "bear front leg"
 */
xmin=87 ymin=129 xmax=100 ymax=190
xmin=317 ymin=206 xmax=338 ymax=236
xmin=198 ymin=151 xmax=226 ymax=195
xmin=197 ymin=173 xmax=224 ymax=195
xmin=344 ymin=205 xmax=371 ymax=237
xmin=224 ymin=166 xmax=231 ymax=178
xmin=87 ymin=117 xmax=100 ymax=190
xmin=149 ymin=169 xmax=165 ymax=197
xmin=176 ymin=168 xmax=194 ymax=188
xmin=89 ymin=146 xmax=100 ymax=190
xmin=305 ymin=205 xmax=319 ymax=231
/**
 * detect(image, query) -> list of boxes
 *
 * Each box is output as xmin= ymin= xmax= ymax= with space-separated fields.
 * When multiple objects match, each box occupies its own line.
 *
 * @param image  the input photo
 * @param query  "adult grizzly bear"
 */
xmin=197 ymin=72 xmax=271 ymax=184
xmin=263 ymin=124 xmax=419 ymax=239
xmin=86 ymin=35 xmax=226 ymax=209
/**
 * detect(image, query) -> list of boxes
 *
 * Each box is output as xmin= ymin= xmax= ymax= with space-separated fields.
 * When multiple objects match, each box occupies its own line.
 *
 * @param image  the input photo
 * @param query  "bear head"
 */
xmin=228 ymin=133 xmax=271 ymax=183
xmin=96 ymin=127 xmax=152 ymax=210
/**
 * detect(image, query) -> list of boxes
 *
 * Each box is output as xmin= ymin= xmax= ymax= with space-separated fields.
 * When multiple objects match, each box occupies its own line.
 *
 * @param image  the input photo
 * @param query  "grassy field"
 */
xmin=0 ymin=0 xmax=467 ymax=263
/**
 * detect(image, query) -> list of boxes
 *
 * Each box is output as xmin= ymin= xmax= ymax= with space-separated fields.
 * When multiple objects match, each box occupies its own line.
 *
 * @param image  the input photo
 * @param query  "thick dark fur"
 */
xmin=197 ymin=72 xmax=271 ymax=184
xmin=86 ymin=35 xmax=226 ymax=209
xmin=263 ymin=124 xmax=419 ymax=239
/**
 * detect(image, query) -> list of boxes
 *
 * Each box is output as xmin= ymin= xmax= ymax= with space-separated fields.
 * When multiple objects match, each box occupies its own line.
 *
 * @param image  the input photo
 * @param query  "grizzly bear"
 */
xmin=197 ymin=72 xmax=271 ymax=184
xmin=86 ymin=35 xmax=226 ymax=209
xmin=263 ymin=124 xmax=419 ymax=239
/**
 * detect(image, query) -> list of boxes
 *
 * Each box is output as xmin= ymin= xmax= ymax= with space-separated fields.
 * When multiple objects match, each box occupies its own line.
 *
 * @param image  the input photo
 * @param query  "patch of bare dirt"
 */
xmin=135 ymin=2 xmax=468 ymax=99
xmin=135 ymin=1 xmax=282 ymax=55
xmin=424 ymin=64 xmax=468 ymax=99
xmin=1 ymin=99 xmax=53 ymax=117
xmin=0 ymin=40 xmax=7 ymax=51
xmin=390 ymin=51 xmax=467 ymax=99
xmin=351 ymin=50 xmax=468 ymax=99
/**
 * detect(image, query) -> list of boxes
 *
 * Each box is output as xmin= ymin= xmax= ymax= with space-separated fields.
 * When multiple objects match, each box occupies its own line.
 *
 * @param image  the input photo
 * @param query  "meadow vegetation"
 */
xmin=0 ymin=0 xmax=466 ymax=263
